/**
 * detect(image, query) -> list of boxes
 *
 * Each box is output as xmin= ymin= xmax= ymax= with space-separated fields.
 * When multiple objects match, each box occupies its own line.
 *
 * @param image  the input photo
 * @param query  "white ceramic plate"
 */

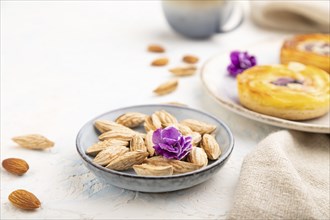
xmin=201 ymin=38 xmax=330 ymax=133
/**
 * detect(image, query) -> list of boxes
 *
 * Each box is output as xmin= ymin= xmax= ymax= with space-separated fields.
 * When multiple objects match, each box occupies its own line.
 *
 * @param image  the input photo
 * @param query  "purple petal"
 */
xmin=177 ymin=150 xmax=190 ymax=160
xmin=152 ymin=128 xmax=163 ymax=144
xmin=163 ymin=137 xmax=178 ymax=145
xmin=162 ymin=126 xmax=181 ymax=140
xmin=230 ymin=51 xmax=240 ymax=66
xmin=159 ymin=143 xmax=179 ymax=153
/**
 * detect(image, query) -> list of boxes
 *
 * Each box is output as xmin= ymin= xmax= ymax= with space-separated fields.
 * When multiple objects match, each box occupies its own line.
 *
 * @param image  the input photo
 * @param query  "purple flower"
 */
xmin=227 ymin=51 xmax=257 ymax=77
xmin=152 ymin=126 xmax=192 ymax=160
xmin=271 ymin=77 xmax=303 ymax=86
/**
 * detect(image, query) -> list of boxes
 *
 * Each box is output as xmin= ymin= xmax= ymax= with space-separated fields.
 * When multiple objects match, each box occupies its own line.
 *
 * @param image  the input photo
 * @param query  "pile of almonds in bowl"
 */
xmin=86 ymin=110 xmax=221 ymax=176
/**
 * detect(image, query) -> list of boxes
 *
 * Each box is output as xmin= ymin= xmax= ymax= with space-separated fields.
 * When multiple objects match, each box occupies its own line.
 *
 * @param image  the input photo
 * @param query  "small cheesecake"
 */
xmin=280 ymin=34 xmax=330 ymax=73
xmin=237 ymin=62 xmax=330 ymax=120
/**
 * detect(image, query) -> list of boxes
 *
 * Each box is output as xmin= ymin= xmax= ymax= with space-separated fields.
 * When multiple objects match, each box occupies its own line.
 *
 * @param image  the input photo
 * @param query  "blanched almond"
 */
xmin=12 ymin=134 xmax=54 ymax=150
xmin=201 ymin=134 xmax=221 ymax=160
xmin=133 ymin=164 xmax=173 ymax=176
xmin=115 ymin=112 xmax=147 ymax=128
xmin=153 ymin=79 xmax=178 ymax=95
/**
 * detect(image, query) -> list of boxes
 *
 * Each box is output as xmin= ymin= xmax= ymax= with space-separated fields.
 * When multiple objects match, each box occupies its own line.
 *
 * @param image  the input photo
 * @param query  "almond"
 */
xmin=169 ymin=66 xmax=197 ymax=76
xmin=163 ymin=123 xmax=192 ymax=135
xmin=2 ymin=158 xmax=29 ymax=175
xmin=115 ymin=112 xmax=147 ymax=128
xmin=153 ymin=110 xmax=178 ymax=127
xmin=86 ymin=139 xmax=129 ymax=156
xmin=147 ymin=44 xmax=165 ymax=53
xmin=153 ymin=78 xmax=178 ymax=95
xmin=145 ymin=130 xmax=155 ymax=156
xmin=8 ymin=189 xmax=41 ymax=210
xmin=182 ymin=55 xmax=199 ymax=64
xmin=94 ymin=120 xmax=129 ymax=133
xmin=93 ymin=145 xmax=129 ymax=166
xmin=130 ymin=135 xmax=147 ymax=152
xmin=180 ymin=119 xmax=217 ymax=135
xmin=144 ymin=156 xmax=202 ymax=174
xmin=187 ymin=147 xmax=208 ymax=167
xmin=151 ymin=58 xmax=169 ymax=66
xmin=105 ymin=151 xmax=149 ymax=171
xmin=144 ymin=116 xmax=158 ymax=132
xmin=12 ymin=134 xmax=54 ymax=150
xmin=133 ymin=164 xmax=173 ymax=176
xmin=201 ymin=134 xmax=221 ymax=160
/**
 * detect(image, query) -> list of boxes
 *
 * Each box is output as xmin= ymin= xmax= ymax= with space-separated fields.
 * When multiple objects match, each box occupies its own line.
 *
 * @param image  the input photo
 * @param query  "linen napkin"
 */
xmin=250 ymin=1 xmax=330 ymax=33
xmin=228 ymin=130 xmax=330 ymax=220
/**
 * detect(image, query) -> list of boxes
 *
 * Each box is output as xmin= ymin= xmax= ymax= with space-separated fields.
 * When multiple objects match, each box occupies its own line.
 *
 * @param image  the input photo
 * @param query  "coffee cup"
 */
xmin=162 ymin=0 xmax=243 ymax=38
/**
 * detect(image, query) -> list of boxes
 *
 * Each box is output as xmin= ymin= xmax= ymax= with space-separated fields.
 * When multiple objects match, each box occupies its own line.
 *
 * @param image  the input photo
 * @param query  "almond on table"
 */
xmin=153 ymin=78 xmax=178 ymax=96
xmin=12 ymin=134 xmax=54 ymax=150
xmin=147 ymin=44 xmax=165 ymax=53
xmin=2 ymin=158 xmax=29 ymax=176
xmin=169 ymin=66 xmax=197 ymax=76
xmin=8 ymin=189 xmax=41 ymax=210
xmin=151 ymin=58 xmax=169 ymax=66
xmin=182 ymin=55 xmax=199 ymax=64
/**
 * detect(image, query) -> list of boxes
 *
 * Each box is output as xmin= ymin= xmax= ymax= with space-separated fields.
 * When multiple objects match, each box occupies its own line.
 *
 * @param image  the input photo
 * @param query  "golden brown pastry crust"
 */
xmin=237 ymin=62 xmax=330 ymax=120
xmin=280 ymin=34 xmax=330 ymax=73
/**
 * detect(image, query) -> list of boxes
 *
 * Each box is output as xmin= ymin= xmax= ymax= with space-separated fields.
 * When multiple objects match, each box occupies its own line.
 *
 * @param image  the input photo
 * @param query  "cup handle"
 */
xmin=217 ymin=4 xmax=244 ymax=33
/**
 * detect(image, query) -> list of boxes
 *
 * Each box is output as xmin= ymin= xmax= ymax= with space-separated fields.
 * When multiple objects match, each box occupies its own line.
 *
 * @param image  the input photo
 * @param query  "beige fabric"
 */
xmin=250 ymin=1 xmax=330 ymax=33
xmin=228 ymin=130 xmax=330 ymax=220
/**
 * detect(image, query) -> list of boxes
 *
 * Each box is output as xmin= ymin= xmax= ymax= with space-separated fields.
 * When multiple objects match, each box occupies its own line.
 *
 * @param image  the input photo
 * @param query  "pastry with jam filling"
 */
xmin=237 ymin=62 xmax=330 ymax=120
xmin=280 ymin=34 xmax=330 ymax=73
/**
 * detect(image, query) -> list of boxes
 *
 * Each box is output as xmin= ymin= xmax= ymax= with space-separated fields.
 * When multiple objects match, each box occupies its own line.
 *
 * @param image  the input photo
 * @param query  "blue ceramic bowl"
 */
xmin=76 ymin=104 xmax=234 ymax=193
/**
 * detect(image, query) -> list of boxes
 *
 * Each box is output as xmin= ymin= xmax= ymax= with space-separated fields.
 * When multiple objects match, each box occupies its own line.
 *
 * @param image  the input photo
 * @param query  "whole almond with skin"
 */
xmin=153 ymin=78 xmax=178 ymax=96
xmin=145 ymin=130 xmax=155 ymax=156
xmin=86 ymin=139 xmax=129 ymax=156
xmin=187 ymin=147 xmax=208 ymax=167
xmin=115 ymin=112 xmax=147 ymax=128
xmin=133 ymin=164 xmax=173 ymax=176
xmin=151 ymin=58 xmax=169 ymax=66
xmin=183 ymin=55 xmax=199 ymax=64
xmin=181 ymin=119 xmax=216 ymax=135
xmin=169 ymin=66 xmax=197 ymax=76
xmin=2 ymin=158 xmax=29 ymax=175
xmin=201 ymin=134 xmax=221 ymax=160
xmin=148 ymin=44 xmax=165 ymax=53
xmin=93 ymin=145 xmax=129 ymax=166
xmin=130 ymin=135 xmax=147 ymax=152
xmin=8 ymin=189 xmax=41 ymax=210
xmin=12 ymin=134 xmax=54 ymax=150
xmin=105 ymin=151 xmax=149 ymax=171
